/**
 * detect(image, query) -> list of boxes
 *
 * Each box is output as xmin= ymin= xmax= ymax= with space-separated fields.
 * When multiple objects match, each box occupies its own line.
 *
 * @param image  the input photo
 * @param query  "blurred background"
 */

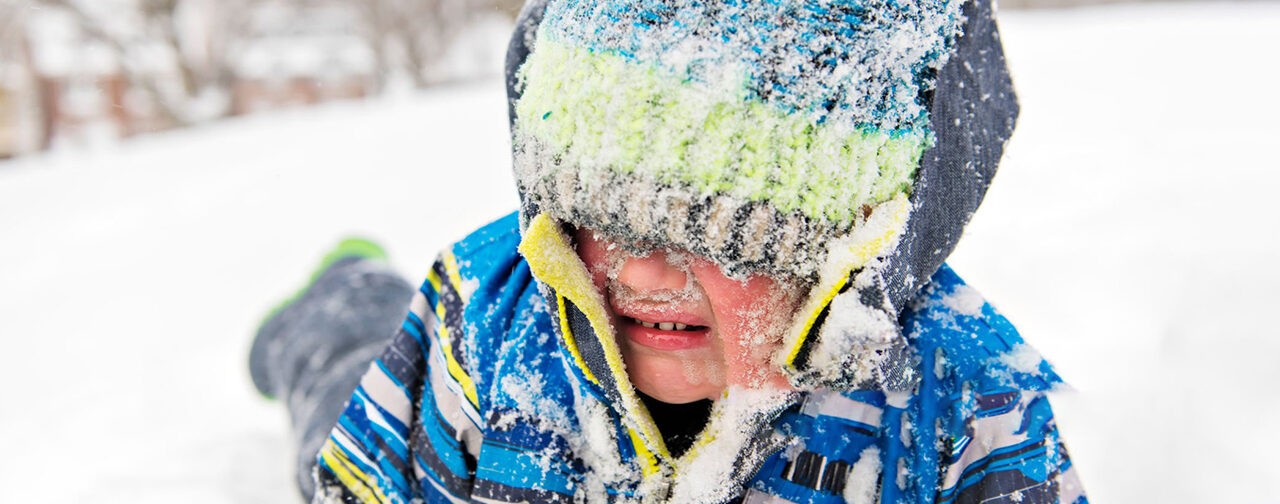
xmin=1 ymin=0 xmax=1278 ymax=502
xmin=0 ymin=0 xmax=521 ymax=156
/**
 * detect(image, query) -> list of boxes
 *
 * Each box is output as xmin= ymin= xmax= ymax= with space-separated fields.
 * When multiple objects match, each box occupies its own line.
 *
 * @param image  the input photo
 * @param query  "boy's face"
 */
xmin=574 ymin=228 xmax=803 ymax=404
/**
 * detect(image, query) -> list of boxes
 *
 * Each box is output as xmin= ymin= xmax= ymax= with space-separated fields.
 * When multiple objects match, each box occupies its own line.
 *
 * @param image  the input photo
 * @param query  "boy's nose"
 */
xmin=617 ymin=250 xmax=688 ymax=292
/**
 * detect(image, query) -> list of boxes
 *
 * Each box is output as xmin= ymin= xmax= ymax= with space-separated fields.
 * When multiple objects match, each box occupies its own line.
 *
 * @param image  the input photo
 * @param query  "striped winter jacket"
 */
xmin=313 ymin=213 xmax=1086 ymax=504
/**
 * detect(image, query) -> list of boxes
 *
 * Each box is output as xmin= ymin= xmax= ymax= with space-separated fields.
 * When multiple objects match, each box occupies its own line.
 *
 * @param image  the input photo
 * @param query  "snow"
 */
xmin=667 ymin=387 xmax=797 ymax=503
xmin=539 ymin=0 xmax=963 ymax=130
xmin=843 ymin=446 xmax=882 ymax=504
xmin=998 ymin=343 xmax=1045 ymax=375
xmin=948 ymin=3 xmax=1280 ymax=503
xmin=2 ymin=3 xmax=1279 ymax=503
xmin=0 ymin=83 xmax=515 ymax=503
xmin=571 ymin=393 xmax=635 ymax=500
xmin=939 ymin=284 xmax=984 ymax=317
xmin=809 ymin=287 xmax=899 ymax=383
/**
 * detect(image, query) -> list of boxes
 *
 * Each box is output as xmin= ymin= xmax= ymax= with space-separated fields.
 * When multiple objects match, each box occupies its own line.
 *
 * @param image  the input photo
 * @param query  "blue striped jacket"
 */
xmin=313 ymin=213 xmax=1086 ymax=504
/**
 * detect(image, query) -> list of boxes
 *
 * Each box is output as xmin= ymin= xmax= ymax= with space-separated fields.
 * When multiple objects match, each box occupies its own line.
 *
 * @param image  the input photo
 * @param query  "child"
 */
xmin=250 ymin=0 xmax=1087 ymax=502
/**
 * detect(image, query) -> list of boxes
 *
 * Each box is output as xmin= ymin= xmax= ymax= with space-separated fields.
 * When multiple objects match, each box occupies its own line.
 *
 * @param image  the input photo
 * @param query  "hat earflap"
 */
xmin=779 ymin=195 xmax=919 ymax=392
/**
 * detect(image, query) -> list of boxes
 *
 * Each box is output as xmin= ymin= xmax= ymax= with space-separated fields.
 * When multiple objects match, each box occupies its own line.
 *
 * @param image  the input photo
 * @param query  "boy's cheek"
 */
xmin=572 ymin=227 xmax=613 ymax=289
xmin=720 ymin=329 xmax=794 ymax=391
xmin=694 ymin=268 xmax=801 ymax=391
xmin=713 ymin=305 xmax=796 ymax=392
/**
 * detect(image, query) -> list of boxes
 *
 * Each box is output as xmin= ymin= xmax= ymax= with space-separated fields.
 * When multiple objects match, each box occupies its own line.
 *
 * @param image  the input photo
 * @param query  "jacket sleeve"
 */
xmin=907 ymin=266 xmax=1087 ymax=504
xmin=935 ymin=388 xmax=1087 ymax=504
xmin=313 ymin=253 xmax=485 ymax=503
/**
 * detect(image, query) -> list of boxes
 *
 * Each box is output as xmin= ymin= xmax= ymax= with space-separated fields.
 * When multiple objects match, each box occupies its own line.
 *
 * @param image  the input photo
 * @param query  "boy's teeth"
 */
xmin=635 ymin=319 xmax=691 ymax=331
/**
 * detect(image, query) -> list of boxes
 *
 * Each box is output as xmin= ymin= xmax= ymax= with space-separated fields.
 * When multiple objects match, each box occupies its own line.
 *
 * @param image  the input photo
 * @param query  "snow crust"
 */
xmin=999 ymin=343 xmax=1044 ymax=375
xmin=569 ymin=390 xmax=636 ymax=500
xmin=939 ymin=284 xmax=984 ymax=317
xmin=806 ymin=287 xmax=899 ymax=385
xmin=539 ymin=0 xmax=965 ymax=130
xmin=843 ymin=446 xmax=882 ymax=504
xmin=666 ymin=387 xmax=796 ymax=504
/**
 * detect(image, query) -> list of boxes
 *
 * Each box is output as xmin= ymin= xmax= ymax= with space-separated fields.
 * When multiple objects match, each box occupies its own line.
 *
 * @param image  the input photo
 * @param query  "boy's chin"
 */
xmin=623 ymin=346 xmax=794 ymax=405
xmin=628 ymin=362 xmax=724 ymax=404
xmin=636 ymin=385 xmax=719 ymax=405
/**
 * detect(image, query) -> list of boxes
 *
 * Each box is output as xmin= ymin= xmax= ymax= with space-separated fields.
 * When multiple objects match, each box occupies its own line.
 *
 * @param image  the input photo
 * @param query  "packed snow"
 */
xmin=843 ymin=446 xmax=882 ymax=504
xmin=2 ymin=3 xmax=1279 ymax=503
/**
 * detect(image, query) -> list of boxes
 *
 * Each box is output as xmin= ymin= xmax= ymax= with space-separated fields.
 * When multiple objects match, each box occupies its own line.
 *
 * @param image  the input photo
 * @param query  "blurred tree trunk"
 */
xmin=356 ymin=0 xmax=395 ymax=91
xmin=398 ymin=0 xmax=466 ymax=87
xmin=36 ymin=0 xmax=245 ymax=126
xmin=353 ymin=0 xmax=519 ymax=90
xmin=26 ymin=0 xmax=524 ymax=131
xmin=140 ymin=0 xmax=199 ymax=97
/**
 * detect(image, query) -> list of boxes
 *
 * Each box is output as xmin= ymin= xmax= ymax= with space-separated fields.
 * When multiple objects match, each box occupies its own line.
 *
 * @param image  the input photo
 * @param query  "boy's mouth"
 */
xmin=630 ymin=318 xmax=704 ymax=332
xmin=618 ymin=315 xmax=711 ymax=351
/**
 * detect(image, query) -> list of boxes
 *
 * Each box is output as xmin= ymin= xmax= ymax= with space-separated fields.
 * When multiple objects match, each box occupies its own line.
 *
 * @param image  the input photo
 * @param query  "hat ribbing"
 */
xmin=513 ymin=0 xmax=965 ymax=280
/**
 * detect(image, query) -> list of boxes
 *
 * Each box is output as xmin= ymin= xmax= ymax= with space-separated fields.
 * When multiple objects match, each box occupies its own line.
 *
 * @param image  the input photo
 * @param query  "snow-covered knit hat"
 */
xmin=507 ymin=0 xmax=1018 ymax=390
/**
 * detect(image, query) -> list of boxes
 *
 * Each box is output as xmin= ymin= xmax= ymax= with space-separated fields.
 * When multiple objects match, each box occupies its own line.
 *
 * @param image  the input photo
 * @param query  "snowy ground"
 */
xmin=2 ymin=3 xmax=1278 ymax=502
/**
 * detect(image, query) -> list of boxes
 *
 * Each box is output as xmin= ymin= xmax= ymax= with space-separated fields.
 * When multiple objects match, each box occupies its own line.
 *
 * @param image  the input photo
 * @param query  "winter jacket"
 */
xmin=312 ymin=212 xmax=1086 ymax=504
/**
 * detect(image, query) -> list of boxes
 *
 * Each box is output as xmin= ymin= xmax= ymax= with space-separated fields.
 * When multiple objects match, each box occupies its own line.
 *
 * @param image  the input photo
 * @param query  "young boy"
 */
xmin=250 ymin=0 xmax=1087 ymax=502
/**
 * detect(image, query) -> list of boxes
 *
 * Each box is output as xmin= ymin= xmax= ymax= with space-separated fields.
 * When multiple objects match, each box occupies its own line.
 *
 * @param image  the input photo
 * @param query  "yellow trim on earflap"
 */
xmin=627 ymin=427 xmax=661 ymax=477
xmin=556 ymin=292 xmax=601 ymax=385
xmin=518 ymin=213 xmax=673 ymax=462
xmin=782 ymin=194 xmax=913 ymax=370
xmin=784 ymin=275 xmax=851 ymax=368
xmin=519 ymin=214 xmax=619 ymax=384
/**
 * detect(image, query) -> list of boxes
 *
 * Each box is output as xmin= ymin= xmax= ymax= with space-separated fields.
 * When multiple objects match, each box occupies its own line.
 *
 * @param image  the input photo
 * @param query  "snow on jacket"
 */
xmin=312 ymin=212 xmax=1086 ymax=504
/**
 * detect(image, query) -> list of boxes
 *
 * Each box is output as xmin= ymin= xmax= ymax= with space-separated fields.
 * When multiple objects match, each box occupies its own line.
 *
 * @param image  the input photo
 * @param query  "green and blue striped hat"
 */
xmin=512 ymin=0 xmax=967 ymax=281
xmin=507 ymin=0 xmax=1021 ymax=389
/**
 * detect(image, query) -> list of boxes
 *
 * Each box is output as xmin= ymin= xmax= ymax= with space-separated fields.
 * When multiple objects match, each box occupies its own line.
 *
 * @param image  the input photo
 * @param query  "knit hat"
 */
xmin=507 ymin=0 xmax=1018 ymax=390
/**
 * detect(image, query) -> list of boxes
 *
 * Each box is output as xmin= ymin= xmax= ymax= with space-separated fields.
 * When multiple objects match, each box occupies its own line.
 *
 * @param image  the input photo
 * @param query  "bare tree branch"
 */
xmin=36 ymin=0 xmax=190 ymax=125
